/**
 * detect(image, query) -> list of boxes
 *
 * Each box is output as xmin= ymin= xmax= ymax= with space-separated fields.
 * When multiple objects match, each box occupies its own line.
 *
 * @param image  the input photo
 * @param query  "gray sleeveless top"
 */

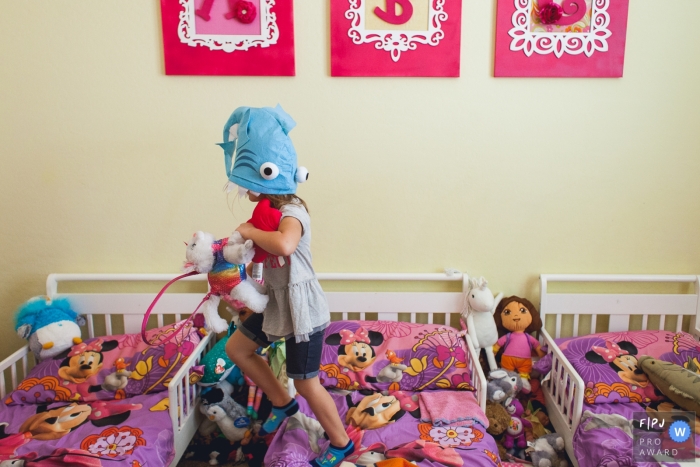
xmin=261 ymin=203 xmax=330 ymax=342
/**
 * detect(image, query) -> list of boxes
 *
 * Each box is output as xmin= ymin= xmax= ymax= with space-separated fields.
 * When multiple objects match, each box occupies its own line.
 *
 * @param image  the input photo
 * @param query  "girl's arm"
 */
xmin=236 ymin=216 xmax=302 ymax=257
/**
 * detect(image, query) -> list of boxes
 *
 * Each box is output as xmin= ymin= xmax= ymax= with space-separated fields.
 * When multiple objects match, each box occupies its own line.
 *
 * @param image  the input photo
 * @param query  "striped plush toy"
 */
xmin=183 ymin=231 xmax=269 ymax=334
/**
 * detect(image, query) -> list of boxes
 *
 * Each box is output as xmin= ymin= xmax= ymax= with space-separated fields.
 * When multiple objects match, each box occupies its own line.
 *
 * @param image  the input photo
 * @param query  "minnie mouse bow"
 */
xmin=340 ymin=327 xmax=370 ymax=345
xmin=591 ymin=341 xmax=629 ymax=362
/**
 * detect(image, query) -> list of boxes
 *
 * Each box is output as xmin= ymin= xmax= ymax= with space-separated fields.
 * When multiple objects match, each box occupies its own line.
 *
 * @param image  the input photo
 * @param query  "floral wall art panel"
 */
xmin=494 ymin=0 xmax=629 ymax=77
xmin=160 ymin=0 xmax=295 ymax=76
xmin=331 ymin=0 xmax=463 ymax=77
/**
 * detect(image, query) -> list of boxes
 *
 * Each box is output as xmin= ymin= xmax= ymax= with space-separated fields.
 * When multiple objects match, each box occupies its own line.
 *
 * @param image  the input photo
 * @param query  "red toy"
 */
xmin=247 ymin=198 xmax=282 ymax=281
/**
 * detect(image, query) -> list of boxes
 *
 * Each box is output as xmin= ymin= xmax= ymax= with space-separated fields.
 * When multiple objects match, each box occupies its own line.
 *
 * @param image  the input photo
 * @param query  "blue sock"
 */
xmin=259 ymin=399 xmax=299 ymax=435
xmin=310 ymin=440 xmax=354 ymax=467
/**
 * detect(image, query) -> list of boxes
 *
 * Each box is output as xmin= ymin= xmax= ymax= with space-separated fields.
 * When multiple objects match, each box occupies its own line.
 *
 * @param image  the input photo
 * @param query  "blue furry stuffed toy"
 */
xmin=15 ymin=296 xmax=85 ymax=361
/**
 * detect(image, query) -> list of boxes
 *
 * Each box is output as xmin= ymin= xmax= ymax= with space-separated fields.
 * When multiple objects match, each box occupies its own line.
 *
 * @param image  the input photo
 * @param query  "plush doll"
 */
xmin=529 ymin=433 xmax=569 ymax=467
xmin=197 ymin=322 xmax=245 ymax=388
xmin=14 ymin=296 xmax=85 ymax=361
xmin=493 ymin=295 xmax=545 ymax=392
xmin=183 ymin=231 xmax=269 ymax=333
xmin=638 ymin=356 xmax=700 ymax=415
xmin=200 ymin=380 xmax=252 ymax=443
xmin=203 ymin=404 xmax=250 ymax=442
xmin=487 ymin=369 xmax=523 ymax=403
xmin=503 ymin=397 xmax=532 ymax=459
xmin=101 ymin=357 xmax=132 ymax=392
xmin=462 ymin=276 xmax=503 ymax=371
xmin=202 ymin=383 xmax=249 ymax=422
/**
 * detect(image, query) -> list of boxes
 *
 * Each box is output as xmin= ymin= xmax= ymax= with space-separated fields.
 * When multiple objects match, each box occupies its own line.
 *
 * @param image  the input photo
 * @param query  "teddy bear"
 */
xmin=485 ymin=400 xmax=510 ymax=461
xmin=530 ymin=433 xmax=569 ymax=467
xmin=184 ymin=231 xmax=269 ymax=333
xmin=487 ymin=369 xmax=523 ymax=403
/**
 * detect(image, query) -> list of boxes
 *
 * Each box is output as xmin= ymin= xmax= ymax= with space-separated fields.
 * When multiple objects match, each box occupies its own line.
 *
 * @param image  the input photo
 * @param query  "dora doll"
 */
xmin=493 ymin=296 xmax=545 ymax=391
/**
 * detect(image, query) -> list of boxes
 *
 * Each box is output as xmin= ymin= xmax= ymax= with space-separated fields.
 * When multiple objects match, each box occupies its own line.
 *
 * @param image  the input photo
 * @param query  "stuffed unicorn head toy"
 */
xmin=466 ymin=276 xmax=501 ymax=314
xmin=461 ymin=276 xmax=503 ymax=371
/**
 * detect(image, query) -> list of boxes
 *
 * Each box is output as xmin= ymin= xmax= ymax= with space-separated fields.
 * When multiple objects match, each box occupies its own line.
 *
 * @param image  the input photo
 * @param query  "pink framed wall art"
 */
xmin=331 ymin=0 xmax=463 ymax=77
xmin=160 ymin=0 xmax=295 ymax=76
xmin=494 ymin=0 xmax=629 ymax=78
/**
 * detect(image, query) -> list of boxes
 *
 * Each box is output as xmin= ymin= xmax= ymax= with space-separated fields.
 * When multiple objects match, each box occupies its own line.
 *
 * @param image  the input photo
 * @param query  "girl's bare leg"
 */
xmin=293 ymin=377 xmax=350 ymax=447
xmin=225 ymin=329 xmax=291 ymax=407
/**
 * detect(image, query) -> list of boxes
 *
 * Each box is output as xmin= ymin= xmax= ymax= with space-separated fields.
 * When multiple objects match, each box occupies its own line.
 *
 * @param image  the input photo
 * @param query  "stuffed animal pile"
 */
xmin=465 ymin=276 xmax=567 ymax=465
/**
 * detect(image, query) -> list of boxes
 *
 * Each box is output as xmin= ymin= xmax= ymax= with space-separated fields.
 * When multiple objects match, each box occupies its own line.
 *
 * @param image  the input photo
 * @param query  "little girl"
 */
xmin=220 ymin=105 xmax=353 ymax=467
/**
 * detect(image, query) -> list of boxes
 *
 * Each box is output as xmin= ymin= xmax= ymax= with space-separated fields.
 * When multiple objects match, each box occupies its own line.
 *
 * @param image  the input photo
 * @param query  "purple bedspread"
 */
xmin=0 ymin=392 xmax=175 ymax=466
xmin=574 ymin=402 xmax=700 ymax=467
xmin=264 ymin=390 xmax=501 ymax=467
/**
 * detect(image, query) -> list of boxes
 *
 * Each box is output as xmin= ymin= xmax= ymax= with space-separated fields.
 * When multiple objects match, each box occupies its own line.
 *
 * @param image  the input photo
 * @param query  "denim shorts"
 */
xmin=238 ymin=312 xmax=323 ymax=380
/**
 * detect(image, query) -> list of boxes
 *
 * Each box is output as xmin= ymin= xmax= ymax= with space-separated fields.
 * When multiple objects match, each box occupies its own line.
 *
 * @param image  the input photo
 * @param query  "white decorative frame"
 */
xmin=345 ymin=0 xmax=448 ymax=62
xmin=177 ymin=0 xmax=279 ymax=52
xmin=509 ymin=0 xmax=611 ymax=58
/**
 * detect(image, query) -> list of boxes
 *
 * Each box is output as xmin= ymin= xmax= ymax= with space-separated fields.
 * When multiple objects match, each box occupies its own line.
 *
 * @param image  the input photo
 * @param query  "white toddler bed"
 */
xmin=0 ymin=273 xmax=215 ymax=467
xmin=1 ymin=271 xmax=488 ymax=467
xmin=538 ymin=274 xmax=700 ymax=467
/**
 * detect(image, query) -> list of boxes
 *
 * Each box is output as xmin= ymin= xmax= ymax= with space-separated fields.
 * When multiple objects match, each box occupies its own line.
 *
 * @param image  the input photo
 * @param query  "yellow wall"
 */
xmin=1 ymin=1 xmax=699 ymax=360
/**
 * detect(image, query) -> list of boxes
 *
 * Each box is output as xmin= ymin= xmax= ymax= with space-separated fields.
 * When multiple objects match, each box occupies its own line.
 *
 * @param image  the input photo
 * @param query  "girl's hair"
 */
xmin=263 ymin=194 xmax=309 ymax=213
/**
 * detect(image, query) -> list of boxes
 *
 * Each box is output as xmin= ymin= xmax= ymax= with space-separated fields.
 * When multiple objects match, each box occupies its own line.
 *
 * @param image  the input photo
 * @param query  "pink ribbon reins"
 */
xmin=141 ymin=271 xmax=209 ymax=346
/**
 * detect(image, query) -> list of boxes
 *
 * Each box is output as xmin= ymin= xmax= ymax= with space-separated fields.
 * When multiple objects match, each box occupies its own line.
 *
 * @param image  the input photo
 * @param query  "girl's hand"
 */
xmin=235 ymin=222 xmax=256 ymax=239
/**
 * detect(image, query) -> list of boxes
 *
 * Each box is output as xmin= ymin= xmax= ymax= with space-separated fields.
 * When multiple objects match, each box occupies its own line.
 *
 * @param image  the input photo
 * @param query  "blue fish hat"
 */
xmin=218 ymin=104 xmax=308 ymax=195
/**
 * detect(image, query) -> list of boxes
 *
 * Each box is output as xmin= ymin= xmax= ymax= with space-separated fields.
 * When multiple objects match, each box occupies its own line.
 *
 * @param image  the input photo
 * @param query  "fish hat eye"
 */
xmin=260 ymin=162 xmax=279 ymax=180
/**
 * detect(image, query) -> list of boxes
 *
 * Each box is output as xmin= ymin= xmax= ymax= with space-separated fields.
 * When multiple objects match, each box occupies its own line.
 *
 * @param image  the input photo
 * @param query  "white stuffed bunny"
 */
xmin=184 ymin=231 xmax=269 ymax=333
xmin=462 ymin=276 xmax=503 ymax=371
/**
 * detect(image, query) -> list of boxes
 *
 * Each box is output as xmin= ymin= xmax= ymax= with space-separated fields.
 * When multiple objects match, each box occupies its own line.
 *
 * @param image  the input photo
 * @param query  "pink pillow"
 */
xmin=5 ymin=321 xmax=201 ymax=405
xmin=318 ymin=320 xmax=473 ymax=392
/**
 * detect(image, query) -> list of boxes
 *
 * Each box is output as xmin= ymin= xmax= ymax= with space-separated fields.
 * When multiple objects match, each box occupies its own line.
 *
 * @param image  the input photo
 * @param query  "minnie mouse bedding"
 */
xmin=0 ymin=321 xmax=201 ymax=466
xmin=533 ymin=330 xmax=700 ymax=467
xmin=264 ymin=321 xmax=502 ymax=467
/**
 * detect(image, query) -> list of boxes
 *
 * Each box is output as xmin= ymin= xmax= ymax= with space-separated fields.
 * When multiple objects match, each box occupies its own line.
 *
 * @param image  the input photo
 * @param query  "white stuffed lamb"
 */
xmin=184 ymin=231 xmax=268 ymax=333
xmin=462 ymin=276 xmax=503 ymax=371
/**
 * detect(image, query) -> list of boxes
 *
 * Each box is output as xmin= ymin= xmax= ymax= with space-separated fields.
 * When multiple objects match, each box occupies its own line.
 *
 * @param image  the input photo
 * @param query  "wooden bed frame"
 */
xmin=0 ymin=271 xmax=487 ymax=467
xmin=538 ymin=274 xmax=700 ymax=467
